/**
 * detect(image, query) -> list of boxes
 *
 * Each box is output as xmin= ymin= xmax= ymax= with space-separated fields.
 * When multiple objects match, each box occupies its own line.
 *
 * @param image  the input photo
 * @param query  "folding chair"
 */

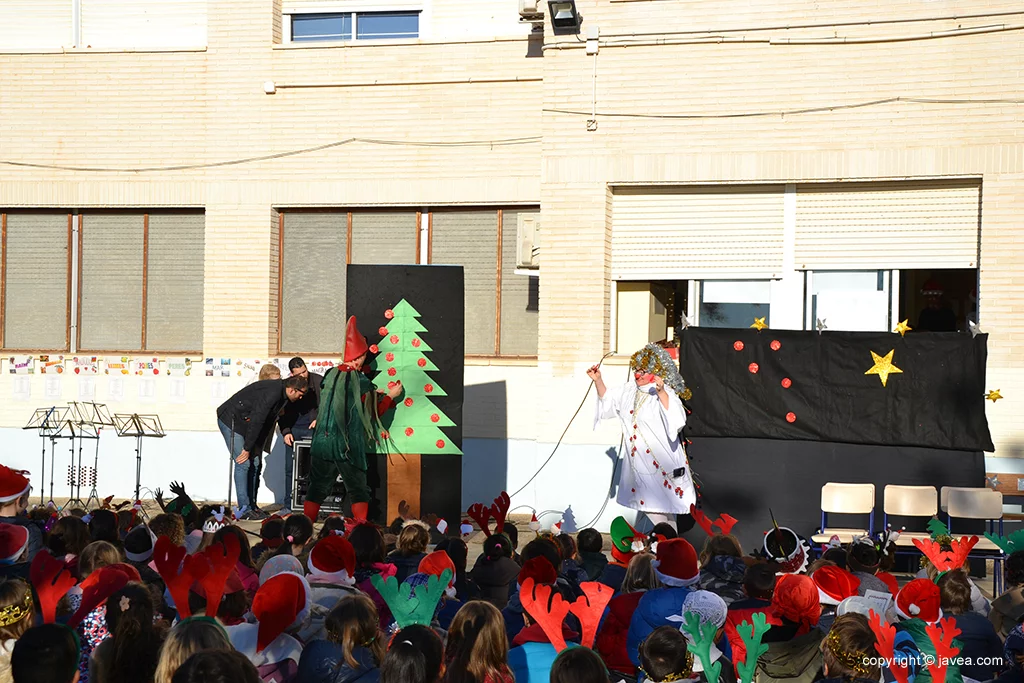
xmin=811 ymin=483 xmax=875 ymax=545
xmin=946 ymin=487 xmax=1005 ymax=594
xmin=883 ymin=485 xmax=938 ymax=550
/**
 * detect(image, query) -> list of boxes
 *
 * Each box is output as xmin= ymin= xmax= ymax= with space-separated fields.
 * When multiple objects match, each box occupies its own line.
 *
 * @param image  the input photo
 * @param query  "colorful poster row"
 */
xmin=6 ymin=356 xmax=339 ymax=378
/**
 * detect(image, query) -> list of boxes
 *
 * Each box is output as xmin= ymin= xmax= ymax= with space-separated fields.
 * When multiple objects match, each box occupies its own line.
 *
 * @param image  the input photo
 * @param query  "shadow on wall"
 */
xmin=462 ymin=381 xmax=508 ymax=506
xmin=264 ymin=437 xmax=289 ymax=506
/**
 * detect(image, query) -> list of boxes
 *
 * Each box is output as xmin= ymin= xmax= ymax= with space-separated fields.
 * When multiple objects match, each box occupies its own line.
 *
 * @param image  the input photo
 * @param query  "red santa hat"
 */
xmin=812 ymin=566 xmax=861 ymax=606
xmin=0 ymin=466 xmax=30 ymax=505
xmin=0 ymin=524 xmax=29 ymax=565
xmin=252 ymin=572 xmax=311 ymax=653
xmin=651 ymin=538 xmax=700 ymax=587
xmin=307 ymin=535 xmax=356 ymax=585
xmin=344 ymin=316 xmax=369 ymax=363
xmin=517 ymin=556 xmax=558 ymax=586
xmin=419 ymin=550 xmax=457 ymax=596
xmin=896 ymin=578 xmax=942 ymax=623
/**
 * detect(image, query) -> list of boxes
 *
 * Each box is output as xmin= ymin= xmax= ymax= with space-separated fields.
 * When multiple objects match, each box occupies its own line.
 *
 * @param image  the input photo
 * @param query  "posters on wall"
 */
xmin=71 ymin=357 xmax=99 ymax=375
xmin=164 ymin=358 xmax=194 ymax=376
xmin=38 ymin=355 xmax=65 ymax=374
xmin=169 ymin=378 xmax=187 ymax=404
xmin=235 ymin=359 xmax=264 ymax=383
xmin=7 ymin=357 xmax=34 ymax=375
xmin=205 ymin=358 xmax=231 ymax=377
xmin=105 ymin=358 xmax=131 ymax=375
xmin=78 ymin=378 xmax=96 ymax=400
xmin=12 ymin=377 xmax=30 ymax=401
xmin=138 ymin=378 xmax=157 ymax=402
xmin=44 ymin=377 xmax=62 ymax=400
xmin=133 ymin=358 xmax=160 ymax=376
xmin=107 ymin=378 xmax=125 ymax=402
xmin=209 ymin=380 xmax=228 ymax=406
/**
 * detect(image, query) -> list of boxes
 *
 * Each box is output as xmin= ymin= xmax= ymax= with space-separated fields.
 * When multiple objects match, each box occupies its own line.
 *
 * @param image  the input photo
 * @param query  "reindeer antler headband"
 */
xmin=467 ymin=491 xmax=510 ymax=538
xmin=690 ymin=504 xmax=738 ymax=537
xmin=518 ymin=578 xmax=613 ymax=652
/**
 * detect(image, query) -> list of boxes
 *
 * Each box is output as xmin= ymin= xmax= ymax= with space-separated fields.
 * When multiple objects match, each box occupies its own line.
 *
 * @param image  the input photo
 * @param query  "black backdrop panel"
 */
xmin=686 ymin=437 xmax=986 ymax=552
xmin=347 ymin=265 xmax=465 ymax=525
xmin=681 ymin=329 xmax=993 ymax=452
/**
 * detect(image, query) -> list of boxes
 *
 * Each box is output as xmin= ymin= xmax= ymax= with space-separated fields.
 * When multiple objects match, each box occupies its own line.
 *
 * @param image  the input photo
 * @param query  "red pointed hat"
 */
xmin=0 ymin=466 xmax=30 ymax=504
xmin=517 ymin=556 xmax=558 ymax=586
xmin=0 ymin=524 xmax=29 ymax=565
xmin=344 ymin=316 xmax=369 ymax=363
xmin=252 ymin=572 xmax=311 ymax=652
xmin=812 ymin=565 xmax=861 ymax=606
xmin=896 ymin=578 xmax=942 ymax=623
xmin=307 ymin=535 xmax=356 ymax=584
xmin=652 ymin=538 xmax=700 ymax=587
xmin=418 ymin=550 xmax=456 ymax=588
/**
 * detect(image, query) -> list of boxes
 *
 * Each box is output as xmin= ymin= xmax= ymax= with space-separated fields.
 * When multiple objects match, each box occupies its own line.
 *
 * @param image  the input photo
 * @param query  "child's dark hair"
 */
xmin=847 ymin=543 xmax=880 ymax=574
xmin=12 ymin=624 xmax=80 ymax=683
xmin=482 ymin=535 xmax=511 ymax=561
xmin=188 ymin=586 xmax=249 ymax=623
xmin=520 ymin=538 xmax=561 ymax=574
xmin=550 ymin=646 xmax=608 ymax=683
xmin=105 ymin=582 xmax=165 ymax=683
xmin=47 ymin=516 xmax=91 ymax=557
xmin=213 ymin=525 xmax=254 ymax=570
xmin=172 ymin=649 xmax=262 ymax=683
xmin=350 ymin=524 xmax=386 ymax=567
xmin=938 ymin=570 xmax=973 ymax=615
xmin=743 ymin=562 xmax=776 ymax=600
xmin=273 ymin=514 xmax=314 ymax=557
xmin=640 ymin=626 xmax=691 ymax=683
xmin=435 ymin=538 xmax=468 ymax=575
xmin=650 ymin=523 xmax=678 ymax=542
xmin=89 ymin=509 xmax=121 ymax=545
xmin=326 ymin=594 xmax=385 ymax=668
xmin=553 ymin=534 xmax=577 ymax=564
xmin=116 ymin=510 xmax=135 ymax=538
xmin=380 ymin=624 xmax=444 ymax=683
xmin=577 ymin=528 xmax=603 ymax=554
xmin=502 ymin=523 xmax=519 ymax=551
xmin=822 ymin=547 xmax=848 ymax=570
xmin=315 ymin=516 xmax=346 ymax=542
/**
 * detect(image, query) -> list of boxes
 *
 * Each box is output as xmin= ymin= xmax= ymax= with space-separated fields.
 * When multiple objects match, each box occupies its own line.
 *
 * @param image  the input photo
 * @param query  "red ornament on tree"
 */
xmin=781 ymin=378 xmax=792 ymax=389
xmin=404 ymin=398 xmax=414 ymax=407
xmin=379 ymin=327 xmax=388 ymax=336
xmin=387 ymin=367 xmax=397 ymax=377
xmin=385 ymin=352 xmax=395 ymax=362
xmin=748 ymin=363 xmax=759 ymax=374
xmin=411 ymin=338 xmax=421 ymax=348
xmin=733 ymin=341 xmax=745 ymax=351
xmin=417 ymin=358 xmax=427 ymax=367
xmin=430 ymin=414 xmax=440 ymax=423
xmin=405 ymin=427 xmax=414 ymax=437
xmin=384 ymin=309 xmax=395 ymax=319
xmin=770 ymin=340 xmax=782 ymax=351
xmin=436 ymin=440 xmax=445 ymax=449
xmin=390 ymin=334 xmax=399 ymax=344
xmin=786 ymin=412 xmax=797 ymax=423
xmin=424 ymin=384 xmax=434 ymax=393
xmin=369 ymin=344 xmax=379 ymax=354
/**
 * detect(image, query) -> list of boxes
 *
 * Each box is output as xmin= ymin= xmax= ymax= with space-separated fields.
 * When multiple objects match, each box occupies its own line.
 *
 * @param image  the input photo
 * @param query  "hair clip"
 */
xmin=287 ymin=535 xmax=295 ymax=543
xmin=119 ymin=595 xmax=130 ymax=612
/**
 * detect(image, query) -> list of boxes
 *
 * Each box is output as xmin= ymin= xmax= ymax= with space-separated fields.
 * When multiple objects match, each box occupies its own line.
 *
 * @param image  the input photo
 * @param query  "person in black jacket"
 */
xmin=277 ymin=358 xmax=323 ymax=515
xmin=217 ymin=374 xmax=307 ymax=519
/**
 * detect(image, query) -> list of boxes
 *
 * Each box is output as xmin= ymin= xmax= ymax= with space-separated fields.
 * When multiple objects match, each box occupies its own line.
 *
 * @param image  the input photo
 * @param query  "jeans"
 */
xmin=218 ymin=420 xmax=262 ymax=511
xmin=283 ymin=425 xmax=313 ymax=509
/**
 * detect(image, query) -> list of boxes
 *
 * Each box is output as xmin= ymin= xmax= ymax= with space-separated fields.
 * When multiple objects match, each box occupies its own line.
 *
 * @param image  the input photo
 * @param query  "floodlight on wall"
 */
xmin=263 ymin=81 xmax=277 ymax=95
xmin=548 ymin=0 xmax=582 ymax=35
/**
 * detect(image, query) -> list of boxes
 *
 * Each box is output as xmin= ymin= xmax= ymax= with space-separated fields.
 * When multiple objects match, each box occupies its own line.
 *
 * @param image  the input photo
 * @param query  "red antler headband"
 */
xmin=690 ymin=504 xmax=738 ymax=536
xmin=912 ymin=536 xmax=979 ymax=573
xmin=468 ymin=491 xmax=511 ymax=537
xmin=30 ymin=551 xmax=77 ymax=624
xmin=154 ymin=535 xmax=209 ymax=619
xmin=198 ymin=534 xmax=241 ymax=618
xmin=518 ymin=578 xmax=613 ymax=652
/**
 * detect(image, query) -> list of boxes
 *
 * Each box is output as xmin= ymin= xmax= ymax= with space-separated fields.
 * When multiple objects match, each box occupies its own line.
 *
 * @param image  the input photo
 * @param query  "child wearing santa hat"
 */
xmin=306 ymin=535 xmax=359 ymax=613
xmin=892 ymin=578 xmax=965 ymax=683
xmin=0 ymin=466 xmax=41 ymax=563
xmin=232 ymin=572 xmax=311 ymax=681
xmin=626 ymin=538 xmax=701 ymax=665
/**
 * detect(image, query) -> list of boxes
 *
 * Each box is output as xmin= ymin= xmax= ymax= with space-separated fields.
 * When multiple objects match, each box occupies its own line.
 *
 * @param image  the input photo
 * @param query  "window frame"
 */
xmin=275 ymin=206 xmax=539 ymax=360
xmin=0 ymin=211 xmax=73 ymax=353
xmin=76 ymin=210 xmax=204 ymax=355
xmin=287 ymin=9 xmax=422 ymax=43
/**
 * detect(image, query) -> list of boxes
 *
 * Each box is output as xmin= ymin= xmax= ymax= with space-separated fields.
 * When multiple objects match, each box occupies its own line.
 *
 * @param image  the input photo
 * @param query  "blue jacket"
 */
xmin=509 ymin=642 xmax=560 ymax=683
xmin=296 ymin=640 xmax=379 ymax=683
xmin=627 ymin=586 xmax=693 ymax=665
xmin=950 ymin=612 xmax=1003 ymax=682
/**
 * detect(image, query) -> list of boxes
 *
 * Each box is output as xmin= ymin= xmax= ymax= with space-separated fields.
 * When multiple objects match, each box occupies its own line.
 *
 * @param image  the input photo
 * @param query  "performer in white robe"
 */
xmin=589 ymin=343 xmax=695 ymax=528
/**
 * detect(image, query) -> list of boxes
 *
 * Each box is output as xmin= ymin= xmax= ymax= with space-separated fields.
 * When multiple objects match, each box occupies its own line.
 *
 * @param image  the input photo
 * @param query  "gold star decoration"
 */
xmin=750 ymin=317 xmax=768 ymax=331
xmin=986 ymin=389 xmax=1003 ymax=403
xmin=865 ymin=349 xmax=903 ymax=387
xmin=894 ymin=320 xmax=912 ymax=336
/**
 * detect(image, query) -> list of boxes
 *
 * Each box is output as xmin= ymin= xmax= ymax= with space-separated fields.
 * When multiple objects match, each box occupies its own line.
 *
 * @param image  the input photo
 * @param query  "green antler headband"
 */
xmin=370 ymin=568 xmax=453 ymax=630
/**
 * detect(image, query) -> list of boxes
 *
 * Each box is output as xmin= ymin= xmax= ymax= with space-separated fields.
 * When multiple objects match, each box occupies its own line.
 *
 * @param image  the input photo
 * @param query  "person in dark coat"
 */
xmin=940 ymin=570 xmax=1003 ymax=682
xmin=217 ymin=375 xmax=308 ymax=519
xmin=296 ymin=593 xmax=383 ymax=683
xmin=385 ymin=522 xmax=430 ymax=584
xmin=278 ymin=358 xmax=324 ymax=515
xmin=471 ymin=535 xmax=520 ymax=609
xmin=698 ymin=535 xmax=748 ymax=605
xmin=575 ymin=528 xmax=608 ymax=581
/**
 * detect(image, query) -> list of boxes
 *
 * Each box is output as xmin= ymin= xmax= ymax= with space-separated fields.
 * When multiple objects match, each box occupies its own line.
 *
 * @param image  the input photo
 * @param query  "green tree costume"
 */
xmin=306 ymin=365 xmax=395 ymax=505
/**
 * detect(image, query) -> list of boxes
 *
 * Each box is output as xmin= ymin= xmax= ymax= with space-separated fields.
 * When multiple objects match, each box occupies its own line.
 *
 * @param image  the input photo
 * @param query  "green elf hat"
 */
xmin=610 ymin=517 xmax=645 ymax=556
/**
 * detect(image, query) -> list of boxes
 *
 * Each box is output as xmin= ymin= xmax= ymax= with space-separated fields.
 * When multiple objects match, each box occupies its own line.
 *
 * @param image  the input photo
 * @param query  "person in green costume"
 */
xmin=303 ymin=315 xmax=403 ymax=522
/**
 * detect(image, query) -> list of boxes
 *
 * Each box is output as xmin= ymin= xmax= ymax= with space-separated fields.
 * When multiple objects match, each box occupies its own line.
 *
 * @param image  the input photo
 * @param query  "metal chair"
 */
xmin=811 ymin=483 xmax=875 ymax=545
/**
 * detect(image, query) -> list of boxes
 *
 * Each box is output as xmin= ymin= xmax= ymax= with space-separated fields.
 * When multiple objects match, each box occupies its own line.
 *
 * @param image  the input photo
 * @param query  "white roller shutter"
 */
xmin=611 ymin=186 xmax=786 ymax=280
xmin=81 ymin=0 xmax=206 ymax=48
xmin=794 ymin=180 xmax=980 ymax=270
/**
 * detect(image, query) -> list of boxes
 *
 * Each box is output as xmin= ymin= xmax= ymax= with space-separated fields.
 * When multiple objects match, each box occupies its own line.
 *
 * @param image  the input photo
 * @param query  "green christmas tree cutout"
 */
xmin=369 ymin=299 xmax=462 ymax=455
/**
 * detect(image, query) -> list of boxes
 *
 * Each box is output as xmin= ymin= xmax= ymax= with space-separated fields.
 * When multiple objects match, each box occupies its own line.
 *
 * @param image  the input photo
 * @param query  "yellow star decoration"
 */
xmin=986 ymin=389 xmax=1004 ymax=403
xmin=750 ymin=317 xmax=768 ymax=331
xmin=894 ymin=319 xmax=912 ymax=336
xmin=865 ymin=349 xmax=903 ymax=387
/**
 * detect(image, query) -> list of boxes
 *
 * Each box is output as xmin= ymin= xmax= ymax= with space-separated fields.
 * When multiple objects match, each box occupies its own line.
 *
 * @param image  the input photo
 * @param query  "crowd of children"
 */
xmin=1 ymin=466 xmax=1024 ymax=683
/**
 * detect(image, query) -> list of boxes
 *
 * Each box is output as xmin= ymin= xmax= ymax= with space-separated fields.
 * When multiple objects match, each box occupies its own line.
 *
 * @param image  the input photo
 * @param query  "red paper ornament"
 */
xmin=412 ymin=339 xmax=421 ymax=348
xmin=748 ymin=363 xmax=759 ymax=374
xmin=770 ymin=340 xmax=782 ymax=351
xmin=786 ymin=412 xmax=797 ymax=423
xmin=424 ymin=384 xmax=434 ymax=393
xmin=369 ymin=344 xmax=379 ymax=354
xmin=387 ymin=367 xmax=397 ymax=377
xmin=379 ymin=327 xmax=388 ymax=336
xmin=640 ymin=500 xmax=645 ymax=505
xmin=404 ymin=398 xmax=414 ymax=407
xmin=405 ymin=427 xmax=414 ymax=437
xmin=384 ymin=309 xmax=394 ymax=319
xmin=436 ymin=440 xmax=445 ymax=449
xmin=417 ymin=358 xmax=427 ymax=367
xmin=781 ymin=378 xmax=792 ymax=389
xmin=431 ymin=414 xmax=440 ymax=423
xmin=390 ymin=335 xmax=399 ymax=344
xmin=385 ymin=352 xmax=395 ymax=362
xmin=733 ymin=341 xmax=745 ymax=351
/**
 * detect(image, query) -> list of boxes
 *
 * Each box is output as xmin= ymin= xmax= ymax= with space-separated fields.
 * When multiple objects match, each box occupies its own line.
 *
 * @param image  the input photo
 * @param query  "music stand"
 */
xmin=23 ymin=407 xmax=69 ymax=506
xmin=114 ymin=414 xmax=165 ymax=502
xmin=67 ymin=402 xmax=101 ymax=508
xmin=79 ymin=402 xmax=113 ymax=508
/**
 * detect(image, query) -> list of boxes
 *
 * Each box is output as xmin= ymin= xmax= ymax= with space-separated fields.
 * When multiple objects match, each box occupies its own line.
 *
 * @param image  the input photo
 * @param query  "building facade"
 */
xmin=0 ymin=0 xmax=1020 ymax=527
